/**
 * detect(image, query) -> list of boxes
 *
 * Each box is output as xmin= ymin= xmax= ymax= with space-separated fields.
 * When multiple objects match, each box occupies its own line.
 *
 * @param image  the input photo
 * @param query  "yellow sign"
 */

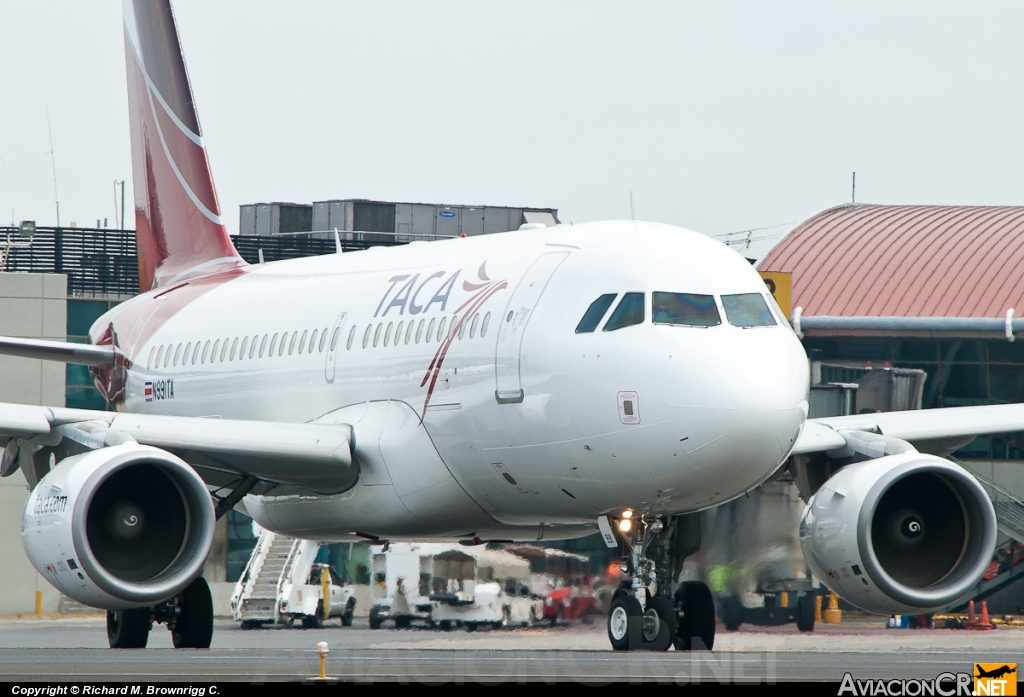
xmin=759 ymin=271 xmax=792 ymax=320
xmin=975 ymin=663 xmax=1017 ymax=696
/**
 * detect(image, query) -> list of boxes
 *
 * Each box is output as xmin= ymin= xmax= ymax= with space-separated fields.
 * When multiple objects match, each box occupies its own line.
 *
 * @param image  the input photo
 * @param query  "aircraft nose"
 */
xmin=669 ymin=331 xmax=807 ymax=472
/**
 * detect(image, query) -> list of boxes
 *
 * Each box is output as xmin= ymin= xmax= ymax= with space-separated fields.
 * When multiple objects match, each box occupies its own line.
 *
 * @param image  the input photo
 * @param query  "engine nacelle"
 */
xmin=22 ymin=443 xmax=214 ymax=609
xmin=800 ymin=452 xmax=996 ymax=614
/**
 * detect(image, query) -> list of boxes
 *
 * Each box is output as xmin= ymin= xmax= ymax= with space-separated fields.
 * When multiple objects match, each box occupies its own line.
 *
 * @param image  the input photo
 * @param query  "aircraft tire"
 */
xmin=673 ymin=581 xmax=715 ymax=651
xmin=607 ymin=592 xmax=642 ymax=651
xmin=342 ymin=602 xmax=355 ymax=627
xmin=796 ymin=594 xmax=815 ymax=632
xmin=171 ymin=576 xmax=214 ymax=649
xmin=641 ymin=596 xmax=675 ymax=652
xmin=107 ymin=608 xmax=150 ymax=649
xmin=368 ymin=607 xmax=383 ymax=629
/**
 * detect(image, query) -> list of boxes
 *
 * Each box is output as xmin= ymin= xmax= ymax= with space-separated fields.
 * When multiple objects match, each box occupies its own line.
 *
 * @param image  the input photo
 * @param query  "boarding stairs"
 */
xmin=946 ymin=462 xmax=1024 ymax=609
xmin=234 ymin=527 xmax=322 ymax=622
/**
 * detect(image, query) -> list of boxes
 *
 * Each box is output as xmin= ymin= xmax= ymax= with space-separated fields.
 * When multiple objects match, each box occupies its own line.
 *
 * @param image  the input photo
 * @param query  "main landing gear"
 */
xmin=107 ymin=576 xmax=214 ymax=649
xmin=605 ymin=513 xmax=716 ymax=652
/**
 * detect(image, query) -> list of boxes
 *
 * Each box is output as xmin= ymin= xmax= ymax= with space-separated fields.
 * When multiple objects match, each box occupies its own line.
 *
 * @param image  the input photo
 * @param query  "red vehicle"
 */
xmin=982 ymin=541 xmax=1024 ymax=580
xmin=541 ymin=578 xmax=599 ymax=624
xmin=503 ymin=545 xmax=601 ymax=625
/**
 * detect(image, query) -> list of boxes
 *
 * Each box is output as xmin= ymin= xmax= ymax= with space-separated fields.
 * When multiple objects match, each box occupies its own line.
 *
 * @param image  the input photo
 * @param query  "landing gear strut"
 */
xmin=604 ymin=513 xmax=716 ymax=652
xmin=106 ymin=576 xmax=214 ymax=649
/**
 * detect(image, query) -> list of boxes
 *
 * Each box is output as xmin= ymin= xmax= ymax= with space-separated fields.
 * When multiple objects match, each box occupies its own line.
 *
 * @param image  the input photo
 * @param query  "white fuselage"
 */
xmin=98 ymin=221 xmax=809 ymax=540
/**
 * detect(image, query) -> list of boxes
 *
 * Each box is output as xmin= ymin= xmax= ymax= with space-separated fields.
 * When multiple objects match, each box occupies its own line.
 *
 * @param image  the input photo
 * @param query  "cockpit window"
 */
xmin=576 ymin=293 xmax=617 ymax=334
xmin=722 ymin=293 xmax=777 ymax=327
xmin=652 ymin=292 xmax=721 ymax=327
xmin=603 ymin=292 xmax=645 ymax=331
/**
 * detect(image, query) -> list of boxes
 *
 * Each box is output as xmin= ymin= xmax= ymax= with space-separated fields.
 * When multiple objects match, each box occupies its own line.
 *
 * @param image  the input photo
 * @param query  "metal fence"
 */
xmin=0 ymin=227 xmax=405 ymax=298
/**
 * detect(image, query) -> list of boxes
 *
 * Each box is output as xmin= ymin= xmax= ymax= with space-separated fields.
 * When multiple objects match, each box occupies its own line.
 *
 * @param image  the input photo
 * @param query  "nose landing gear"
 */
xmin=603 ymin=513 xmax=715 ymax=652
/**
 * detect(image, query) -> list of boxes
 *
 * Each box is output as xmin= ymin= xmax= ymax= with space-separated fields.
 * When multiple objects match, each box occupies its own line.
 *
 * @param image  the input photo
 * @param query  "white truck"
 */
xmin=231 ymin=527 xmax=356 ymax=629
xmin=368 ymin=543 xmax=541 ymax=630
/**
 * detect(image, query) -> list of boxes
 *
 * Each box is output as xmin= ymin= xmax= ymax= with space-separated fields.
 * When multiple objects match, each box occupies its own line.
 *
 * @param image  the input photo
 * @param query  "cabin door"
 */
xmin=494 ymin=251 xmax=569 ymax=403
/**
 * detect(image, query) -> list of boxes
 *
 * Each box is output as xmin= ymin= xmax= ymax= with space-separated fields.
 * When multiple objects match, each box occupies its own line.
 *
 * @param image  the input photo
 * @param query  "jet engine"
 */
xmin=799 ymin=452 xmax=996 ymax=614
xmin=22 ymin=443 xmax=214 ymax=609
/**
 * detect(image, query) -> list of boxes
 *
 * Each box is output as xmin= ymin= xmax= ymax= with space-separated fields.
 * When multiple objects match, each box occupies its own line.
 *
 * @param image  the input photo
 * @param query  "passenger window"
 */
xmin=363 ymin=325 xmax=372 ymax=348
xmin=288 ymin=332 xmax=298 ymax=355
xmin=268 ymin=334 xmax=278 ymax=356
xmin=373 ymin=323 xmax=382 ymax=348
xmin=147 ymin=347 xmax=155 ymax=369
xmin=481 ymin=312 xmax=491 ymax=337
xmin=155 ymin=345 xmax=164 ymax=368
xmin=298 ymin=330 xmax=308 ymax=354
xmin=346 ymin=326 xmax=356 ymax=350
xmin=330 ymin=327 xmax=341 ymax=351
xmin=652 ymin=292 xmax=721 ymax=327
xmin=576 ymin=293 xmax=617 ymax=333
xmin=318 ymin=328 xmax=328 ymax=352
xmin=229 ymin=337 xmax=238 ymax=361
xmin=192 ymin=342 xmax=201 ymax=365
xmin=239 ymin=337 xmax=248 ymax=360
xmin=201 ymin=340 xmax=210 ymax=364
xmin=405 ymin=320 xmax=414 ymax=345
xmin=174 ymin=343 xmax=183 ymax=366
xmin=278 ymin=332 xmax=287 ymax=356
xmin=384 ymin=322 xmax=394 ymax=347
xmin=437 ymin=317 xmax=447 ymax=342
xmin=603 ymin=293 xmax=645 ymax=332
xmin=183 ymin=342 xmax=192 ymax=365
xmin=395 ymin=321 xmax=404 ymax=347
xmin=470 ymin=313 xmax=479 ymax=338
xmin=458 ymin=316 xmax=466 ymax=339
xmin=450 ymin=315 xmax=459 ymax=339
xmin=426 ymin=318 xmax=436 ymax=342
xmin=257 ymin=334 xmax=266 ymax=358
xmin=722 ymin=293 xmax=777 ymax=327
xmin=210 ymin=340 xmax=219 ymax=363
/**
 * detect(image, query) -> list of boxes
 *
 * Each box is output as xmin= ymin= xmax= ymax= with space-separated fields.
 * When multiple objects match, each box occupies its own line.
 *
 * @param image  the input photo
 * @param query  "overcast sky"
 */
xmin=3 ymin=1 xmax=1024 ymax=260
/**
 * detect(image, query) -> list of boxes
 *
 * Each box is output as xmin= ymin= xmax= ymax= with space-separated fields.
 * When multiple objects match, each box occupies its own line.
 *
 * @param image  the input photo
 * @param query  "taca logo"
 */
xmin=375 ymin=270 xmax=462 ymax=318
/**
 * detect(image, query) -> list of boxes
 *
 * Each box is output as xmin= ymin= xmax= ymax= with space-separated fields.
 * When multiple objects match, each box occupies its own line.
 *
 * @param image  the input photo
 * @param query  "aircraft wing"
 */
xmin=792 ymin=403 xmax=1024 ymax=455
xmin=0 ymin=402 xmax=353 ymax=493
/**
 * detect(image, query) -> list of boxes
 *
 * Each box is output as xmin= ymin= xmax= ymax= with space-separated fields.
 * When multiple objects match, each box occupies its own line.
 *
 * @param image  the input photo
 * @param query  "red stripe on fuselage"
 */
xmin=88 ymin=266 xmax=247 ymax=409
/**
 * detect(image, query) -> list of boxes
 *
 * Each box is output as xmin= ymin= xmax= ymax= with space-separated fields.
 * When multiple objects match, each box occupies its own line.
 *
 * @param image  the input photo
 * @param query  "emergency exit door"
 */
xmin=325 ymin=312 xmax=347 ymax=383
xmin=494 ymin=251 xmax=569 ymax=403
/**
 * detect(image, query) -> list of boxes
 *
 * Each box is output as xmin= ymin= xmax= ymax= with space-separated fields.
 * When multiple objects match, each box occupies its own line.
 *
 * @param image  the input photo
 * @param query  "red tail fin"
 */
xmin=123 ymin=0 xmax=245 ymax=292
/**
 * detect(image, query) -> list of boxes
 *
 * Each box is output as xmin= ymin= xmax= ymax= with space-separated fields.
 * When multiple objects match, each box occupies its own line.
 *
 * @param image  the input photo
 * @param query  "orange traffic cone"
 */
xmin=968 ymin=600 xmax=977 ymax=626
xmin=978 ymin=601 xmax=995 ymax=630
xmin=966 ymin=600 xmax=996 ymax=631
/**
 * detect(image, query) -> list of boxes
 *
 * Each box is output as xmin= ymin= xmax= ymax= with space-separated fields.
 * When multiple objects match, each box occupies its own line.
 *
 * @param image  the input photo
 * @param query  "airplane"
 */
xmin=0 ymin=0 xmax=1015 ymax=652
xmin=976 ymin=666 xmax=1017 ymax=680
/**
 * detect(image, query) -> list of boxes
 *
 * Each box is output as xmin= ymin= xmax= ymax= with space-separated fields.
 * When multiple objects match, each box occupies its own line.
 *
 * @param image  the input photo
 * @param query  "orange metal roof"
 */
xmin=758 ymin=204 xmax=1024 ymax=318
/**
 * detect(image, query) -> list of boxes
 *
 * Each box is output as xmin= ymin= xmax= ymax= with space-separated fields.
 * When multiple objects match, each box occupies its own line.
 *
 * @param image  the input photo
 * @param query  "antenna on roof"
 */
xmin=852 ymin=172 xmax=856 ymax=203
xmin=46 ymin=108 xmax=60 ymax=227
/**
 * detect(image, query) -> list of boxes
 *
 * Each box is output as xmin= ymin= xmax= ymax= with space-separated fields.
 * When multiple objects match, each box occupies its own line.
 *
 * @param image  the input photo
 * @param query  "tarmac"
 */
xmin=1 ymin=615 xmax=1022 ymax=682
